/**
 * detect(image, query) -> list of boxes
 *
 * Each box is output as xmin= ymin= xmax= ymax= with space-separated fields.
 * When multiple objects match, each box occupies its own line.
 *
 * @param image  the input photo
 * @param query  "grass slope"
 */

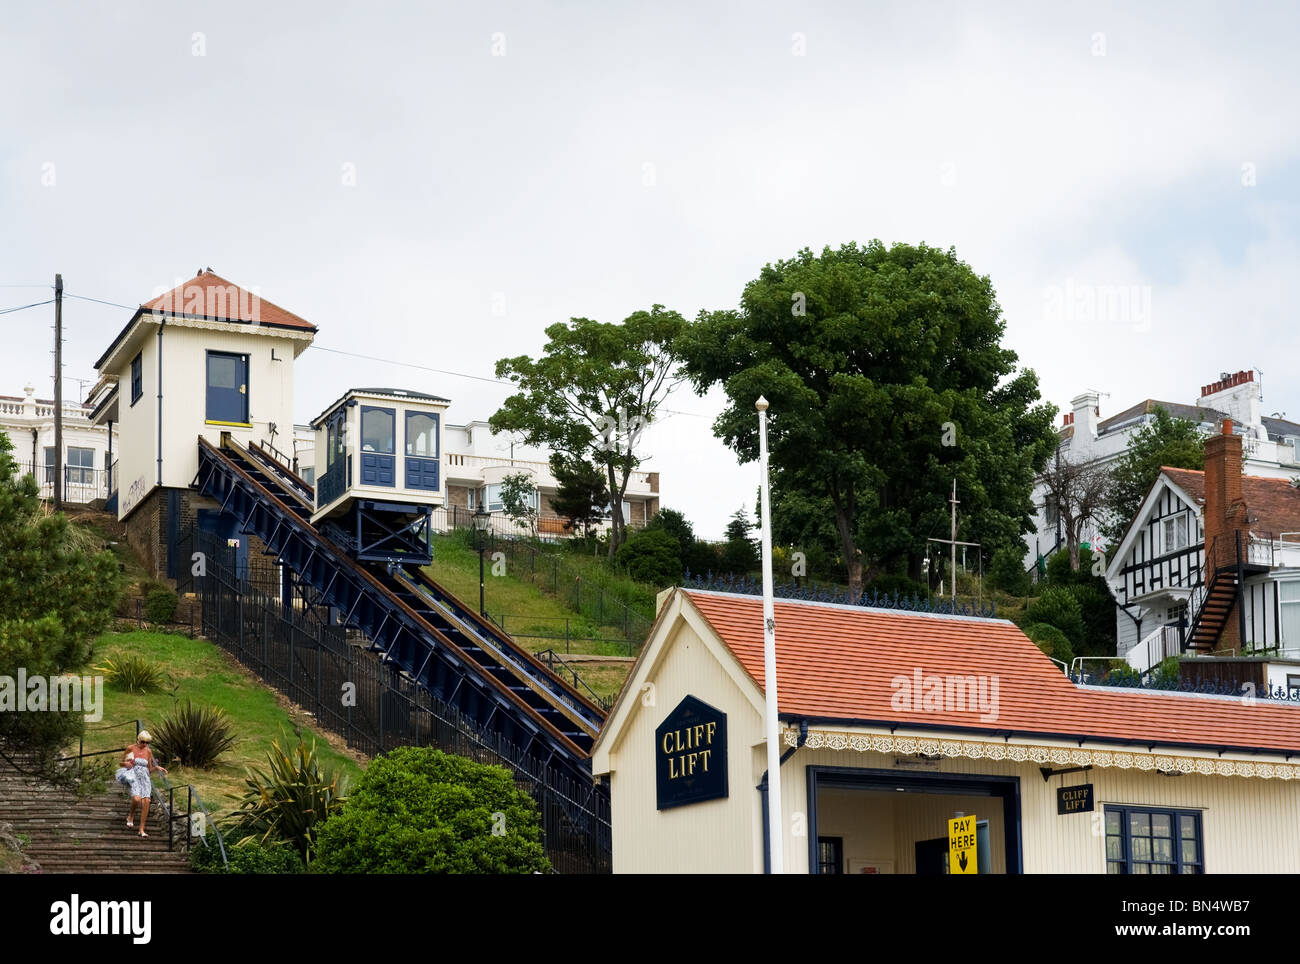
xmin=79 ymin=631 xmax=365 ymax=821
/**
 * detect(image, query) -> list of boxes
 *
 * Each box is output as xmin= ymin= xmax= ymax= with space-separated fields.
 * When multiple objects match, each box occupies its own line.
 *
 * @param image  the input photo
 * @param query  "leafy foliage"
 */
xmin=1023 ymin=586 xmax=1085 ymax=650
xmin=499 ymin=472 xmax=539 ymax=535
xmin=491 ymin=306 xmax=686 ymax=556
xmin=719 ymin=507 xmax=759 ymax=575
xmin=549 ymin=455 xmax=608 ymax=538
xmin=1102 ymin=405 xmax=1206 ymax=546
xmin=313 ymin=746 xmax=549 ymax=874
xmin=0 ymin=430 xmax=121 ymax=766
xmin=678 ymin=241 xmax=1058 ymax=598
xmin=144 ymin=587 xmax=178 ymax=624
xmin=225 ymin=734 xmax=348 ymax=866
xmin=989 ymin=546 xmax=1031 ymax=596
xmin=96 ymin=653 xmax=165 ymax=694
xmin=153 ymin=699 xmax=237 ymax=769
xmin=615 ymin=528 xmax=682 ymax=587
xmin=1025 ymin=622 xmax=1073 ymax=665
xmin=190 ymin=828 xmax=305 ymax=875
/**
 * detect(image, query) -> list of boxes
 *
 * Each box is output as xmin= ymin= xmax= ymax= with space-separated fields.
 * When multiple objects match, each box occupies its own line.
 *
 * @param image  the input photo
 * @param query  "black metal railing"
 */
xmin=179 ymin=528 xmax=611 ymax=873
xmin=681 ymin=571 xmax=998 ymax=618
xmin=13 ymin=460 xmax=112 ymax=503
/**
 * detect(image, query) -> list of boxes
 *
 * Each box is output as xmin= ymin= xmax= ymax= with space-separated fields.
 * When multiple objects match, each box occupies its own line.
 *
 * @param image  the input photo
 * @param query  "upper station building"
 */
xmin=88 ymin=269 xmax=316 ymax=577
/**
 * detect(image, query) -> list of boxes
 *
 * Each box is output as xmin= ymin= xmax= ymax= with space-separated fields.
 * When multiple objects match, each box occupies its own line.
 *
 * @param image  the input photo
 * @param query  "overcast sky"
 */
xmin=3 ymin=1 xmax=1297 ymax=539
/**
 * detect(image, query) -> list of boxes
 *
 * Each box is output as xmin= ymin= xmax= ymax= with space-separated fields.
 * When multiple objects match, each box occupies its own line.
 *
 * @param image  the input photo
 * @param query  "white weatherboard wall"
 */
xmin=596 ymin=593 xmax=1300 ymax=874
xmin=109 ymin=320 xmax=302 ymax=519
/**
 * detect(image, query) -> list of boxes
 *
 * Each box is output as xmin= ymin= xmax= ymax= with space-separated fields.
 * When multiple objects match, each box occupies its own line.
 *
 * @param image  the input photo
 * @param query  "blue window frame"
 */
xmin=1105 ymin=805 xmax=1202 ymax=874
xmin=359 ymin=406 xmax=396 ymax=487
xmin=404 ymin=411 xmax=440 ymax=490
xmin=206 ymin=351 xmax=249 ymax=425
xmin=130 ymin=352 xmax=143 ymax=405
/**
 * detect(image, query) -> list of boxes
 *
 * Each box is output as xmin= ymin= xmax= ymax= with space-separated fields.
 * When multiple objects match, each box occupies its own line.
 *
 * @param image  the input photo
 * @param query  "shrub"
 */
xmin=153 ymin=699 xmax=237 ymax=769
xmin=989 ymin=546 xmax=1031 ymax=596
xmin=313 ymin=746 xmax=549 ymax=874
xmin=1046 ymin=549 xmax=1075 ymax=585
xmin=1025 ymin=623 xmax=1073 ymax=665
xmin=1023 ymin=586 xmax=1085 ymax=650
xmin=190 ymin=829 xmax=305 ymax=875
xmin=615 ymin=528 xmax=682 ymax=587
xmin=1067 ymin=580 xmax=1118 ymax=658
xmin=866 ymin=574 xmax=930 ymax=601
xmin=96 ymin=653 xmax=164 ymax=694
xmin=144 ymin=587 xmax=178 ymax=624
xmin=225 ymin=735 xmax=348 ymax=866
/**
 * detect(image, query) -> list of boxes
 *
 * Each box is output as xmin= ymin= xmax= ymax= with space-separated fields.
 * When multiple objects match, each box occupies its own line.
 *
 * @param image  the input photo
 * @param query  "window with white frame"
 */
xmin=1162 ymin=513 xmax=1189 ymax=553
xmin=485 ymin=483 xmax=538 ymax=514
xmin=67 ymin=447 xmax=94 ymax=484
xmin=1279 ymin=581 xmax=1300 ymax=645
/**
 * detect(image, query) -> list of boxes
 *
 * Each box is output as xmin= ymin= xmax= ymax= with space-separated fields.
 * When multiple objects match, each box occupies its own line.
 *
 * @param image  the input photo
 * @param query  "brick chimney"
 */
xmin=1202 ymin=418 xmax=1247 ymax=649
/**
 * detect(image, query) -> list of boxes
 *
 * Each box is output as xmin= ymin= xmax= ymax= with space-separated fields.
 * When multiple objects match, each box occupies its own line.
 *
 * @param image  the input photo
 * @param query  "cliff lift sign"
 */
xmin=655 ymin=695 xmax=728 ymax=810
xmin=948 ymin=815 xmax=978 ymax=874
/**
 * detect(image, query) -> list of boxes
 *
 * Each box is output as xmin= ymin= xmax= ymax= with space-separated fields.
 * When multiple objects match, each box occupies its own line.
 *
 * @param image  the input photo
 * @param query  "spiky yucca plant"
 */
xmin=95 ymin=653 xmax=165 ymax=693
xmin=152 ymin=699 xmax=237 ymax=768
xmin=224 ymin=734 xmax=348 ymax=866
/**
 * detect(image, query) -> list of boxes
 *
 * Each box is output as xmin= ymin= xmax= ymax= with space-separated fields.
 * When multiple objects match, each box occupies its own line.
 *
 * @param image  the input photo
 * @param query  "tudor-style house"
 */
xmin=1105 ymin=417 xmax=1300 ymax=673
xmin=1026 ymin=370 xmax=1300 ymax=571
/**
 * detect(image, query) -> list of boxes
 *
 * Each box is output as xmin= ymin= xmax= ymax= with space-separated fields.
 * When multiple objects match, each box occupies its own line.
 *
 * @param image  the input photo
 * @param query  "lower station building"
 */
xmin=592 ymin=589 xmax=1300 ymax=873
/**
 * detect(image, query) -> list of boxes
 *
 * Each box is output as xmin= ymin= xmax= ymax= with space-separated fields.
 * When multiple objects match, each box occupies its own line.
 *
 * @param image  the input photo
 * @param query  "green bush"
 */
xmin=990 ymin=547 xmax=1031 ymax=596
xmin=144 ymin=587 xmax=178 ymax=624
xmin=1023 ymin=586 xmax=1085 ymax=650
xmin=153 ymin=699 xmax=237 ymax=769
xmin=1067 ymin=580 xmax=1118 ymax=658
xmin=1046 ymin=549 xmax=1075 ymax=585
xmin=190 ymin=830 xmax=305 ymax=874
xmin=1025 ymin=623 xmax=1073 ymax=665
xmin=96 ymin=653 xmax=164 ymax=693
xmin=313 ymin=746 xmax=549 ymax=874
xmin=225 ymin=735 xmax=348 ymax=866
xmin=615 ymin=528 xmax=682 ymax=588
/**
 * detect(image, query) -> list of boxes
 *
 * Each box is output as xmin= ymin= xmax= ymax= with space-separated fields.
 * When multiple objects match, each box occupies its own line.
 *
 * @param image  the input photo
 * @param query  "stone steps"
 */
xmin=0 ymin=755 xmax=193 ymax=874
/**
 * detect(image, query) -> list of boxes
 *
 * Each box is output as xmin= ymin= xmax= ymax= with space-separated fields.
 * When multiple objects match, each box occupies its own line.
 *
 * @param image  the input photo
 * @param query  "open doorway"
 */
xmin=806 ymin=766 xmax=1022 ymax=874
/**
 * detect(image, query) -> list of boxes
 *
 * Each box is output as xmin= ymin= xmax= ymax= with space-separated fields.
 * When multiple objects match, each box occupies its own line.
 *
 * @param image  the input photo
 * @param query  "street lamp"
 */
xmin=473 ymin=502 xmax=492 ymax=616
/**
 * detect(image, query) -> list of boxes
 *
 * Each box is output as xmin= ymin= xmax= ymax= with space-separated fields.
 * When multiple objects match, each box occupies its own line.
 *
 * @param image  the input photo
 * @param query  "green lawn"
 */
xmin=77 ymin=631 xmax=365 ymax=821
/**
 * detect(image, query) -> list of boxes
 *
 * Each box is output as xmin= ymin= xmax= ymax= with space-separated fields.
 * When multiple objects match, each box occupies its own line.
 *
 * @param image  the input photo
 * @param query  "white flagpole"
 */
xmin=756 ymin=396 xmax=783 ymax=874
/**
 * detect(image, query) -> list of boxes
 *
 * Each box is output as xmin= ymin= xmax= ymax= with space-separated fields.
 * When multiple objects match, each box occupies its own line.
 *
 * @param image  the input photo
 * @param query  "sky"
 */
xmin=2 ymin=1 xmax=1297 ymax=539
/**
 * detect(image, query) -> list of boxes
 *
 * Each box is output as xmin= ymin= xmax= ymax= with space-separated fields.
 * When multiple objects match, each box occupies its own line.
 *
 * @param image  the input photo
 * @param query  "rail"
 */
xmin=534 ymin=649 xmax=613 ymax=710
xmin=1125 ymin=625 xmax=1181 ymax=675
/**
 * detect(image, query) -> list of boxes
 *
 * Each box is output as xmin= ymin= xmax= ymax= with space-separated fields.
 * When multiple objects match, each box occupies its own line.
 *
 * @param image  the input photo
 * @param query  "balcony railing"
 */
xmin=12 ymin=461 xmax=112 ymax=504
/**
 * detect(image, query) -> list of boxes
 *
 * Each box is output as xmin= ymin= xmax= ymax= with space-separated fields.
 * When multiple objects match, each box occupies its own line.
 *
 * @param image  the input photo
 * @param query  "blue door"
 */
xmin=206 ymin=352 xmax=249 ymax=425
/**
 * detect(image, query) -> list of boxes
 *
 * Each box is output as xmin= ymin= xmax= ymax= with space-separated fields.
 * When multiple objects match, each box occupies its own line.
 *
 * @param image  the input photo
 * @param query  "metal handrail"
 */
xmin=535 ymin=648 xmax=611 ymax=710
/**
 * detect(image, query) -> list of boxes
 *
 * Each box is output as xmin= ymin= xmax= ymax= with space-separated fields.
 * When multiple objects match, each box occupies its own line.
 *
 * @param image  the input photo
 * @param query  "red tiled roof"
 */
xmin=141 ymin=271 xmax=316 ymax=331
xmin=1161 ymin=466 xmax=1300 ymax=535
xmin=683 ymin=590 xmax=1300 ymax=755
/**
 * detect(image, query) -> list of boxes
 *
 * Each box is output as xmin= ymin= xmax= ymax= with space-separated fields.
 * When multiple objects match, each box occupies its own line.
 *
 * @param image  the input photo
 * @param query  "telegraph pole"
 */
xmin=927 ymin=479 xmax=980 ymax=610
xmin=53 ymin=273 xmax=63 ymax=510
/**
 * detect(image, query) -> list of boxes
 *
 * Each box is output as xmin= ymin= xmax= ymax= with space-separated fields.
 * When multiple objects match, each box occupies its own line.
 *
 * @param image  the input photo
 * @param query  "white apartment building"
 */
xmin=0 ymin=382 xmax=118 ymax=504
xmin=1025 ymin=369 xmax=1300 ymax=572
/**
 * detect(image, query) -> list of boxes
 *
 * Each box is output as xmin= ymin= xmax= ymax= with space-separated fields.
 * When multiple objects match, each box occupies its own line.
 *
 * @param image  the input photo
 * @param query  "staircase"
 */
xmin=0 ymin=754 xmax=192 ymax=874
xmin=1186 ymin=568 xmax=1239 ymax=652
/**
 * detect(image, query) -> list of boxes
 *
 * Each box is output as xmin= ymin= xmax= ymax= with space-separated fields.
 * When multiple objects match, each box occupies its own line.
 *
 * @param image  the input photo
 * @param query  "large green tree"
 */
xmin=677 ymin=241 xmax=1058 ymax=599
xmin=492 ymin=306 xmax=685 ymax=556
xmin=549 ymin=455 xmax=609 ymax=541
xmin=1101 ymin=405 xmax=1205 ymax=546
xmin=0 ymin=430 xmax=120 ymax=772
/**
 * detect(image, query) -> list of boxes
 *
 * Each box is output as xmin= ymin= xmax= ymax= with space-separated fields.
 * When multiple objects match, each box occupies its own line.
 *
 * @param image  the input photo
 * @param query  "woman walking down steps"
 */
xmin=121 ymin=731 xmax=167 ymax=837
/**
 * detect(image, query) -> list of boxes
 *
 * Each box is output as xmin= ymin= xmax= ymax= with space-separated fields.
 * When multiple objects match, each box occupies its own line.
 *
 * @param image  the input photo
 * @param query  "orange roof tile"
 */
xmin=141 ymin=270 xmax=316 ymax=331
xmin=683 ymin=590 xmax=1300 ymax=756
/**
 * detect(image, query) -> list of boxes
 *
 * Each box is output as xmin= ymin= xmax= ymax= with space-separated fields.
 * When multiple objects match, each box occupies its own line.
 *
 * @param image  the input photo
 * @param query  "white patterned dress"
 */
xmin=128 ymin=755 xmax=152 ymax=799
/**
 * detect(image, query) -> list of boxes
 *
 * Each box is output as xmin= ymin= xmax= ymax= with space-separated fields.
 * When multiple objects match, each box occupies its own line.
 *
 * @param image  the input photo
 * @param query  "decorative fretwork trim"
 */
xmin=782 ymin=727 xmax=1299 ymax=780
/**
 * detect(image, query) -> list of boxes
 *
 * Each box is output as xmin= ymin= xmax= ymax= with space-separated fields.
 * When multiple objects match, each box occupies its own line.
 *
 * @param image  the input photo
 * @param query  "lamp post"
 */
xmin=473 ymin=503 xmax=491 ymax=616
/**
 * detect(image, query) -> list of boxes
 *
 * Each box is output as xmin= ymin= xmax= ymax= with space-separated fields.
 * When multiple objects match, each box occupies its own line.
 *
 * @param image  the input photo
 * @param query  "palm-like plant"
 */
xmin=224 ymin=733 xmax=348 ymax=866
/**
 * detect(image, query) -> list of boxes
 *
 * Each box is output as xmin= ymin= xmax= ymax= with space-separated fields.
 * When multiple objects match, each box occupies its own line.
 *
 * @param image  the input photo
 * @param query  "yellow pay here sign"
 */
xmin=948 ymin=815 xmax=978 ymax=875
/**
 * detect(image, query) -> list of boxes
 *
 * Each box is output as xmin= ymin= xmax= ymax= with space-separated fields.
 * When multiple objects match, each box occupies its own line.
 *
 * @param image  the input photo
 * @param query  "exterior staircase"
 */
xmin=0 ymin=753 xmax=192 ymax=874
xmin=1186 ymin=568 xmax=1239 ymax=652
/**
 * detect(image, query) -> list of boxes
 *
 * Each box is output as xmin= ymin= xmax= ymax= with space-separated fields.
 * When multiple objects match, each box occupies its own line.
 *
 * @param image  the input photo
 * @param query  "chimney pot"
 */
xmin=1222 ymin=418 xmax=1233 ymax=435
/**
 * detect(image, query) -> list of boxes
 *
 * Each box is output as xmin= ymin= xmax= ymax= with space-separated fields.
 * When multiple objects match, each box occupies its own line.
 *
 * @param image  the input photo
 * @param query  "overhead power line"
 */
xmin=0 ymin=298 xmax=55 ymax=315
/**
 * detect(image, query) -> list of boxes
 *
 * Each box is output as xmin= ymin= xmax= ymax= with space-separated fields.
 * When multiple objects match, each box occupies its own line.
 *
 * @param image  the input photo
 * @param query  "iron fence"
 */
xmin=177 ymin=528 xmax=611 ymax=874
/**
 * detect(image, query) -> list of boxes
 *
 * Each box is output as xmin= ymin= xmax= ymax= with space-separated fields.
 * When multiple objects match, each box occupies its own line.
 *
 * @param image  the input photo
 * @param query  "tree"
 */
xmin=615 ymin=528 xmax=683 ymax=587
xmin=492 ymin=306 xmax=686 ymax=557
xmin=1102 ymin=405 xmax=1205 ymax=546
xmin=0 ymin=430 xmax=120 ymax=774
xmin=1038 ymin=450 xmax=1112 ymax=570
xmin=720 ymin=507 xmax=760 ymax=575
xmin=499 ymin=471 xmax=539 ymax=537
xmin=678 ymin=241 xmax=1058 ymax=599
xmin=549 ymin=455 xmax=609 ymax=542
xmin=313 ymin=746 xmax=549 ymax=874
